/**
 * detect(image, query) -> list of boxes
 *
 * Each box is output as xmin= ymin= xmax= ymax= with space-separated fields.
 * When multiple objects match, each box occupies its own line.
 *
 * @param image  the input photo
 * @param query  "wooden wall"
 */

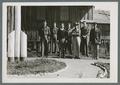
xmin=21 ymin=6 xmax=94 ymax=30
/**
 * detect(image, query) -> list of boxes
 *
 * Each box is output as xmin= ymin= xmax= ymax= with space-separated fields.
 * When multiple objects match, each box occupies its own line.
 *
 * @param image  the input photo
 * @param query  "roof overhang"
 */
xmin=80 ymin=20 xmax=110 ymax=24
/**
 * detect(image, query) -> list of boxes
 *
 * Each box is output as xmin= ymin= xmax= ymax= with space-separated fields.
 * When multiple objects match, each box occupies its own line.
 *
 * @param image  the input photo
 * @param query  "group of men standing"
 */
xmin=39 ymin=20 xmax=101 ymax=59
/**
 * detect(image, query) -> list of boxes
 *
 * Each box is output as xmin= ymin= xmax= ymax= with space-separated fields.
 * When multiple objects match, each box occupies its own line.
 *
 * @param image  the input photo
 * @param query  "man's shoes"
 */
xmin=74 ymin=56 xmax=80 ymax=59
xmin=86 ymin=55 xmax=89 ymax=57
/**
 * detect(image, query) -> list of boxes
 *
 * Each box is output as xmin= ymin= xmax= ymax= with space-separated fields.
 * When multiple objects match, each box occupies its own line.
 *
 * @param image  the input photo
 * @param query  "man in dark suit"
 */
xmin=80 ymin=21 xmax=89 ymax=57
xmin=57 ymin=23 xmax=67 ymax=58
xmin=67 ymin=23 xmax=72 ymax=55
xmin=90 ymin=23 xmax=101 ymax=59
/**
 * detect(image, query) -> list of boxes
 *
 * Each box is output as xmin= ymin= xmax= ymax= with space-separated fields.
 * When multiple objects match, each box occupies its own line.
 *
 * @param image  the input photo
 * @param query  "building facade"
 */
xmin=7 ymin=6 xmax=94 ymax=57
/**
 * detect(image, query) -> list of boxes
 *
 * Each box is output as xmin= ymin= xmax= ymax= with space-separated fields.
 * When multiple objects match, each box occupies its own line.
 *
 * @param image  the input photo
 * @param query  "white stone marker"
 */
xmin=14 ymin=6 xmax=21 ymax=60
xmin=8 ymin=31 xmax=15 ymax=62
xmin=20 ymin=31 xmax=27 ymax=60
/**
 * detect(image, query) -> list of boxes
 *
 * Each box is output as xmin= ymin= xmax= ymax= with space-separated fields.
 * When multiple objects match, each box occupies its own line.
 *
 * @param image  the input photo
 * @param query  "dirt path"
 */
xmin=8 ymin=58 xmax=109 ymax=78
xmin=42 ymin=59 xmax=101 ymax=78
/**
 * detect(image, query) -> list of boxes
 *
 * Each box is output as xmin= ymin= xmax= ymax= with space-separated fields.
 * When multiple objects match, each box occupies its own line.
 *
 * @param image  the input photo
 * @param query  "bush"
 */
xmin=7 ymin=59 xmax=66 ymax=75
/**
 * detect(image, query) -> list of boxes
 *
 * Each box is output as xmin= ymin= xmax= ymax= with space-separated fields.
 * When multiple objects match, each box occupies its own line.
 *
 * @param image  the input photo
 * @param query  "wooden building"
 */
xmin=7 ymin=6 xmax=94 ymax=57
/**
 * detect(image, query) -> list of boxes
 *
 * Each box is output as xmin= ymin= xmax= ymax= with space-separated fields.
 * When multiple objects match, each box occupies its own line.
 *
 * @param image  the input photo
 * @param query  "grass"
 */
xmin=7 ymin=58 xmax=66 ymax=75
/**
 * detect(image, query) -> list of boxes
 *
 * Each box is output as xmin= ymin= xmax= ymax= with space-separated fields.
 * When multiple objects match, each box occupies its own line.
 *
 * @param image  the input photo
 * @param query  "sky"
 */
xmin=92 ymin=2 xmax=114 ymax=11
xmin=95 ymin=5 xmax=110 ymax=11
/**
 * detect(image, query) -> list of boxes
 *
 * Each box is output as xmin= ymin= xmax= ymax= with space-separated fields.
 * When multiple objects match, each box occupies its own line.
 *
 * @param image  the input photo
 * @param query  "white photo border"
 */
xmin=2 ymin=2 xmax=118 ymax=83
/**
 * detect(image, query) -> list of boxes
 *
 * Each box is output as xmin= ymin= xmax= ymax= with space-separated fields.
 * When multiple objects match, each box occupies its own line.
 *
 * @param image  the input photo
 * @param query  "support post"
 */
xmin=8 ymin=31 xmax=15 ymax=62
xmin=14 ymin=6 xmax=21 ymax=61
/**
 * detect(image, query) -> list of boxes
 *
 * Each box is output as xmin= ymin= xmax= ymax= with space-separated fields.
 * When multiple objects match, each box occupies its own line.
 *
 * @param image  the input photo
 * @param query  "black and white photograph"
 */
xmin=2 ymin=2 xmax=118 ymax=83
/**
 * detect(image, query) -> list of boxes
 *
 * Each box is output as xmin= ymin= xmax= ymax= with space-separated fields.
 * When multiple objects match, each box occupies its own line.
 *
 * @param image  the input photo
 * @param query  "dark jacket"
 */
xmin=81 ymin=26 xmax=89 ymax=38
xmin=57 ymin=28 xmax=67 ymax=41
xmin=90 ymin=27 xmax=101 ymax=45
